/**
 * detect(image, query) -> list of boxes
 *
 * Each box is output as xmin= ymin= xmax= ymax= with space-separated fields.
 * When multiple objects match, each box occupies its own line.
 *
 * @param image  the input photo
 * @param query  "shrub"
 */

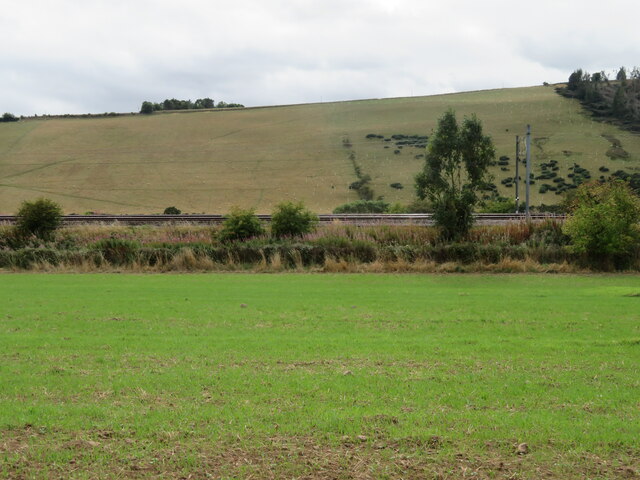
xmin=1 ymin=112 xmax=19 ymax=122
xmin=390 ymin=182 xmax=404 ymax=190
xmin=333 ymin=200 xmax=389 ymax=214
xmin=311 ymin=237 xmax=377 ymax=263
xmin=405 ymin=198 xmax=432 ymax=213
xmin=163 ymin=206 xmax=181 ymax=214
xmin=563 ymin=180 xmax=640 ymax=269
xmin=349 ymin=178 xmax=369 ymax=190
xmin=387 ymin=203 xmax=408 ymax=213
xmin=357 ymin=185 xmax=375 ymax=201
xmin=480 ymin=197 xmax=516 ymax=213
xmin=270 ymin=202 xmax=318 ymax=239
xmin=93 ymin=238 xmax=140 ymax=265
xmin=16 ymin=198 xmax=63 ymax=240
xmin=0 ymin=227 xmax=30 ymax=250
xmin=0 ymin=248 xmax=63 ymax=269
xmin=218 ymin=207 xmax=264 ymax=243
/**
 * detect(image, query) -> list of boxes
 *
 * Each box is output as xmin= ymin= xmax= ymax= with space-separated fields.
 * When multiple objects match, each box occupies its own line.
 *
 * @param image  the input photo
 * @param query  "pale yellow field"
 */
xmin=1 ymin=86 xmax=639 ymax=214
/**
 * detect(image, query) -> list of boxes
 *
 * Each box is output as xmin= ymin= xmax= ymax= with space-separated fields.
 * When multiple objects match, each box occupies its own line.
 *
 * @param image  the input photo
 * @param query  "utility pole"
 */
xmin=525 ymin=125 xmax=532 ymax=217
xmin=515 ymin=135 xmax=520 ymax=213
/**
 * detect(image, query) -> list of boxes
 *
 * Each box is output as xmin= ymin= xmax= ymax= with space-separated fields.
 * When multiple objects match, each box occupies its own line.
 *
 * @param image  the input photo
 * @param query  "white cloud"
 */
xmin=0 ymin=0 xmax=638 ymax=114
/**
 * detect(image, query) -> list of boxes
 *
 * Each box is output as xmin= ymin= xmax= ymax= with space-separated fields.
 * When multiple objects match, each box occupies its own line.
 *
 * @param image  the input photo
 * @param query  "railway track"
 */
xmin=0 ymin=213 xmax=565 ymax=226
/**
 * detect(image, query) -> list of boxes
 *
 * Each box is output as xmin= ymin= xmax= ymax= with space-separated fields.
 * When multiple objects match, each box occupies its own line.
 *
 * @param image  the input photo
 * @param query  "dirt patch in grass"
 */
xmin=2 ymin=429 xmax=638 ymax=479
xmin=603 ymin=133 xmax=631 ymax=160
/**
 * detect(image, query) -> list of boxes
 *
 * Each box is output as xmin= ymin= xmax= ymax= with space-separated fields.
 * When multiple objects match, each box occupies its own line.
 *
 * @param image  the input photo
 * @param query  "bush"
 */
xmin=0 ymin=248 xmax=63 ymax=269
xmin=270 ymin=202 xmax=318 ymax=239
xmin=163 ymin=206 xmax=181 ymax=214
xmin=563 ymin=180 xmax=640 ymax=269
xmin=480 ymin=197 xmax=516 ymax=213
xmin=1 ymin=112 xmax=19 ymax=122
xmin=390 ymin=182 xmax=404 ymax=189
xmin=406 ymin=198 xmax=433 ymax=213
xmin=311 ymin=237 xmax=377 ymax=262
xmin=357 ymin=185 xmax=375 ymax=201
xmin=16 ymin=198 xmax=63 ymax=240
xmin=387 ymin=203 xmax=408 ymax=213
xmin=0 ymin=227 xmax=30 ymax=250
xmin=333 ymin=200 xmax=389 ymax=214
xmin=217 ymin=207 xmax=264 ymax=243
xmin=93 ymin=238 xmax=140 ymax=265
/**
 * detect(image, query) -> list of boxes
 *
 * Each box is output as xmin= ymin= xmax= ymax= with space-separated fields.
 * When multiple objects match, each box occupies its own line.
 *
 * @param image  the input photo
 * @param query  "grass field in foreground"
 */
xmin=1 ymin=274 xmax=639 ymax=478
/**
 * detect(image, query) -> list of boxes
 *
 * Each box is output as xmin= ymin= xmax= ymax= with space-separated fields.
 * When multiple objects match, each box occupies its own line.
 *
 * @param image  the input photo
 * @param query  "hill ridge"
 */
xmin=1 ymin=85 xmax=639 ymax=214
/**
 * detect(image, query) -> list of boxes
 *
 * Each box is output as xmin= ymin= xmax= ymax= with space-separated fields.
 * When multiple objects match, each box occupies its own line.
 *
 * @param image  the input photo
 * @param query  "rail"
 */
xmin=0 ymin=213 xmax=566 ymax=226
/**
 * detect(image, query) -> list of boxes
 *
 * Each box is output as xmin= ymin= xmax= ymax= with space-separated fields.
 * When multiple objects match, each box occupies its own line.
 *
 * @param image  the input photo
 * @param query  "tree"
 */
xmin=1 ymin=112 xmax=19 ymax=122
xmin=616 ymin=66 xmax=627 ymax=82
xmin=16 ymin=198 xmax=63 ymax=240
xmin=562 ymin=180 xmax=640 ymax=269
xmin=140 ymin=101 xmax=154 ymax=114
xmin=415 ymin=110 xmax=495 ymax=240
xmin=270 ymin=201 xmax=318 ymax=239
xmin=194 ymin=97 xmax=215 ymax=109
xmin=612 ymin=85 xmax=629 ymax=118
xmin=567 ymin=69 xmax=585 ymax=91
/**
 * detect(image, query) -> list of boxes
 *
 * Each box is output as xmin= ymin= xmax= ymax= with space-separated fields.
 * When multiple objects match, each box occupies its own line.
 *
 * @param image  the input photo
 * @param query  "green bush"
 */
xmin=16 ymin=198 xmax=63 ymax=240
xmin=311 ymin=237 xmax=377 ymax=262
xmin=1 ymin=112 xmax=19 ymax=122
xmin=270 ymin=202 xmax=318 ymax=239
xmin=217 ymin=207 xmax=264 ymax=243
xmin=163 ymin=206 xmax=181 ymax=214
xmin=93 ymin=238 xmax=140 ymax=265
xmin=333 ymin=200 xmax=389 ymax=214
xmin=387 ymin=203 xmax=408 ymax=213
xmin=563 ymin=180 xmax=640 ymax=269
xmin=480 ymin=197 xmax=516 ymax=213
xmin=137 ymin=247 xmax=176 ymax=266
xmin=0 ymin=248 xmax=62 ymax=269
xmin=0 ymin=227 xmax=30 ymax=250
xmin=405 ymin=198 xmax=433 ymax=213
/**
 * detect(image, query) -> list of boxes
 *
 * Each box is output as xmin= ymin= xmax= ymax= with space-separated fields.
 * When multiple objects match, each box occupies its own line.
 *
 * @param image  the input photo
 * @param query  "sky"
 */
xmin=1 ymin=0 xmax=639 ymax=116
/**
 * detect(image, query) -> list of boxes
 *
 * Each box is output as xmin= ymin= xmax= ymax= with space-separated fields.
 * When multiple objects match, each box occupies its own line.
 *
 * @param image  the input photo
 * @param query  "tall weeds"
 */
xmin=0 ymin=219 xmax=633 ymax=272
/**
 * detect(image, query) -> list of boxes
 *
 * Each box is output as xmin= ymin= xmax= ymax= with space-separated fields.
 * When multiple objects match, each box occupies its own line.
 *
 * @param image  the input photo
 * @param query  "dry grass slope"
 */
xmin=1 ymin=86 xmax=639 ymax=214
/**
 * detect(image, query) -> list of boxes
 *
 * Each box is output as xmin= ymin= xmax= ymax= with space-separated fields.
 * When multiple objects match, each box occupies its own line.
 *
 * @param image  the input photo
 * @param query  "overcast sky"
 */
xmin=1 ymin=0 xmax=639 ymax=115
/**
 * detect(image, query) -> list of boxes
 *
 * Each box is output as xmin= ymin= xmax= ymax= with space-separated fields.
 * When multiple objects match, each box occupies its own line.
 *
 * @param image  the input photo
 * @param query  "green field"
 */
xmin=1 ymin=274 xmax=639 ymax=478
xmin=1 ymin=86 xmax=640 ymax=214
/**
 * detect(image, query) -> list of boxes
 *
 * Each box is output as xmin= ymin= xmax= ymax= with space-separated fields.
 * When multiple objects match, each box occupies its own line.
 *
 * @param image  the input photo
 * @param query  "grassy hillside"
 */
xmin=1 ymin=86 xmax=640 ymax=214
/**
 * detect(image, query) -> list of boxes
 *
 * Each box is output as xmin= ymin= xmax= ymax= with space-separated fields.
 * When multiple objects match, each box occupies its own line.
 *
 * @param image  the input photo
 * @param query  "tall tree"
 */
xmin=612 ymin=85 xmax=628 ymax=118
xmin=567 ymin=69 xmax=585 ymax=91
xmin=139 ymin=101 xmax=154 ymax=114
xmin=415 ymin=110 xmax=495 ymax=240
